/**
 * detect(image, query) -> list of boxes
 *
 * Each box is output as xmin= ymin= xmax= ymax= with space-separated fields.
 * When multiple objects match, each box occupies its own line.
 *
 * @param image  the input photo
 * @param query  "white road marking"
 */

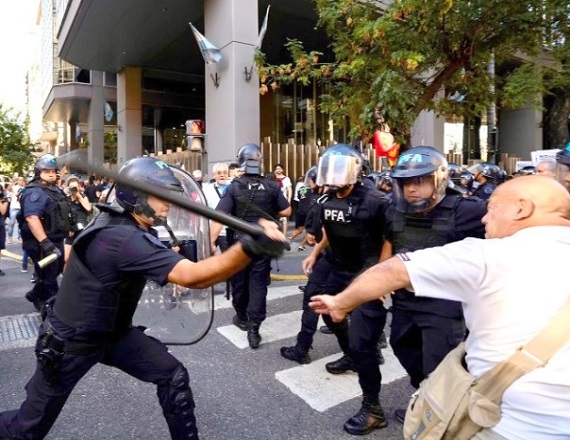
xmin=275 ymin=347 xmax=407 ymax=412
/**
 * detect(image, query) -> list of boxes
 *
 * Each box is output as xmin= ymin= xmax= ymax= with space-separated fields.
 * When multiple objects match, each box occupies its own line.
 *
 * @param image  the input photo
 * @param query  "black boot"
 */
xmin=343 ymin=395 xmax=388 ymax=435
xmin=377 ymin=350 xmax=385 ymax=365
xmin=325 ymin=355 xmax=357 ymax=374
xmin=280 ymin=345 xmax=311 ymax=364
xmin=247 ymin=323 xmax=262 ymax=349
xmin=232 ymin=314 xmax=248 ymax=331
xmin=378 ymin=331 xmax=388 ymax=349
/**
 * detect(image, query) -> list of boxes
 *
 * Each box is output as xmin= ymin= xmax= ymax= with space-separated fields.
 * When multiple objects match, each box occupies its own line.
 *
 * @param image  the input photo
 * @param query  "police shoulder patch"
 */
xmin=143 ymin=232 xmax=168 ymax=249
xmin=29 ymin=191 xmax=41 ymax=202
xmin=484 ymin=186 xmax=493 ymax=194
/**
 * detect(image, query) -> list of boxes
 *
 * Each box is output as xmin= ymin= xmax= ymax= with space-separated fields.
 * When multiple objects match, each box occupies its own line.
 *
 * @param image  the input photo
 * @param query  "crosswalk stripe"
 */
xmin=217 ymin=310 xmax=308 ymax=349
xmin=275 ymin=347 xmax=407 ymax=412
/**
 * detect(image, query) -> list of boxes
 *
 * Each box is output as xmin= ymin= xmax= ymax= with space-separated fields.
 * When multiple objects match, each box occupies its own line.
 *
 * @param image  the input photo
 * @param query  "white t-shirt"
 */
xmin=401 ymin=226 xmax=570 ymax=440
xmin=9 ymin=184 xmax=22 ymax=210
xmin=277 ymin=175 xmax=292 ymax=200
xmin=202 ymin=182 xmax=227 ymax=237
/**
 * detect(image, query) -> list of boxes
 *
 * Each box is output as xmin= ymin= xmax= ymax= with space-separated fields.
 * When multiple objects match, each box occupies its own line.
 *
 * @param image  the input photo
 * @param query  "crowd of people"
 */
xmin=0 ymin=141 xmax=570 ymax=439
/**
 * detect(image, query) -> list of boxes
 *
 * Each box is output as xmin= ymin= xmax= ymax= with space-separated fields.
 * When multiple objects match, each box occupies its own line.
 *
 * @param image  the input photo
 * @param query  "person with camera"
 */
xmin=63 ymin=176 xmax=92 ymax=267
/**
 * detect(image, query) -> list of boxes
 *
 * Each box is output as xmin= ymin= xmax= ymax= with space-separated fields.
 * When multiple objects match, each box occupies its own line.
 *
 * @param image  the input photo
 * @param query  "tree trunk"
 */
xmin=546 ymin=89 xmax=570 ymax=150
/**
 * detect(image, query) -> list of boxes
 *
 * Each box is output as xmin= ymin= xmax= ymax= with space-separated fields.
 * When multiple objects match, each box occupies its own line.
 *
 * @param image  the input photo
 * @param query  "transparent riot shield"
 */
xmin=133 ymin=166 xmax=214 ymax=344
xmin=104 ymin=166 xmax=214 ymax=345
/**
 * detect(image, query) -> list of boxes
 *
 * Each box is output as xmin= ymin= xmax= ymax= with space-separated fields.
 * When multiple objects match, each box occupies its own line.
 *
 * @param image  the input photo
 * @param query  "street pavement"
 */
xmin=0 ymin=237 xmax=412 ymax=440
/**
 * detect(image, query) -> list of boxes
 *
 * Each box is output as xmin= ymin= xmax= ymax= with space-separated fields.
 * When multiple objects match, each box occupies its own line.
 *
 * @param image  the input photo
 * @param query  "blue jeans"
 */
xmin=7 ymin=208 xmax=21 ymax=240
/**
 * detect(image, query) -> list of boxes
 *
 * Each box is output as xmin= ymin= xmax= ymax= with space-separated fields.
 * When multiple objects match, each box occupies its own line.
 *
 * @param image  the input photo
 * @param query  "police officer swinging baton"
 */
xmin=62 ymin=152 xmax=265 ymax=237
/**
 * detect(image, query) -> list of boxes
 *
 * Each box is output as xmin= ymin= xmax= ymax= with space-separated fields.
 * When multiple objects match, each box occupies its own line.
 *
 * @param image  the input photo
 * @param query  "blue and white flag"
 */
xmin=189 ymin=23 xmax=222 ymax=64
xmin=104 ymin=102 xmax=114 ymax=122
xmin=255 ymin=5 xmax=271 ymax=51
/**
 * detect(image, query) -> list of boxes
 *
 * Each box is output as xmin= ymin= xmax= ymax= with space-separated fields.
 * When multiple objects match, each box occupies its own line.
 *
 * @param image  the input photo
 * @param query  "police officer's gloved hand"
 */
xmin=40 ymin=238 xmax=57 ymax=255
xmin=239 ymin=234 xmax=290 ymax=259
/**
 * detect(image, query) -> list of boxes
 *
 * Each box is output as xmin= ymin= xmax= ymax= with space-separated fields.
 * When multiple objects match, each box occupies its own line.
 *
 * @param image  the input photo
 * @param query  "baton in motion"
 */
xmin=62 ymin=152 xmax=264 ymax=237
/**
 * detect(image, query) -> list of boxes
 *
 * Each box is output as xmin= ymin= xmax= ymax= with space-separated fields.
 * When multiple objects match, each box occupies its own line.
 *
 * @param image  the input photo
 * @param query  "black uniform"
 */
xmin=295 ymin=184 xmax=390 ymax=362
xmin=216 ymin=174 xmax=290 ymax=325
xmin=19 ymin=181 xmax=70 ymax=305
xmin=0 ymin=205 xmax=201 ymax=440
xmin=472 ymin=181 xmax=496 ymax=201
xmin=385 ymin=194 xmax=486 ymax=388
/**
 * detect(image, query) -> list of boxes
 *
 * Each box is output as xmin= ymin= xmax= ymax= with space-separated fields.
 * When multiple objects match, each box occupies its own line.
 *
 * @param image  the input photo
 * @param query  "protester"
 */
xmin=310 ymin=176 xmax=570 ymax=440
xmin=535 ymin=159 xmax=556 ymax=179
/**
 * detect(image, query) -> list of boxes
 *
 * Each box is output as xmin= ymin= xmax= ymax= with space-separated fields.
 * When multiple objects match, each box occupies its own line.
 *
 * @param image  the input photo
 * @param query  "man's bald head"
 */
xmin=482 ymin=176 xmax=570 ymax=239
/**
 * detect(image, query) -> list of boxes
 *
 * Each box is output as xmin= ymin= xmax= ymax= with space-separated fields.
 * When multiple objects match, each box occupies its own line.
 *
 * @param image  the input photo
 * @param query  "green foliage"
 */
xmin=0 ymin=104 xmax=34 ymax=175
xmin=255 ymin=0 xmax=569 ymax=146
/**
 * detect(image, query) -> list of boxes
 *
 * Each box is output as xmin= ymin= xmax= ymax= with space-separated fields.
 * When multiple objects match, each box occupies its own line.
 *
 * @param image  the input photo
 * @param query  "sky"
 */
xmin=0 ymin=1 xmax=39 ymax=114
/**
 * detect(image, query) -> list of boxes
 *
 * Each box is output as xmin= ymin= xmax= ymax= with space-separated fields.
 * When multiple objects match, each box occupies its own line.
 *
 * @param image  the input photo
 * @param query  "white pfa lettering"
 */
xmin=324 ymin=209 xmax=346 ymax=222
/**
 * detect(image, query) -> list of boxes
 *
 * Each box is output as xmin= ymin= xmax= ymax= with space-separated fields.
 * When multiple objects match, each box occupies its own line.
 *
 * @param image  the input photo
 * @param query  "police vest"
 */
xmin=19 ymin=183 xmax=71 ymax=241
xmin=227 ymin=176 xmax=281 ymax=241
xmin=54 ymin=210 xmax=147 ymax=336
xmin=391 ymin=195 xmax=464 ymax=317
xmin=321 ymin=185 xmax=386 ymax=272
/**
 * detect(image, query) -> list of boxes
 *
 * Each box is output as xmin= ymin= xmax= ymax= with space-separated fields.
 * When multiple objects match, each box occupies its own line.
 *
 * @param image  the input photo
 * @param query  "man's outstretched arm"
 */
xmin=309 ymin=255 xmax=413 ymax=322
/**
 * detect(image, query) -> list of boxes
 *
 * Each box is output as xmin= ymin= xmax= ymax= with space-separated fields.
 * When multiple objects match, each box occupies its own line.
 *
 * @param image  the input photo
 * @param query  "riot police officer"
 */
xmin=555 ymin=142 xmax=570 ymax=193
xmin=20 ymin=154 xmax=71 ymax=310
xmin=469 ymin=162 xmax=499 ymax=200
xmin=280 ymin=144 xmax=391 ymax=435
xmin=0 ymin=156 xmax=286 ymax=440
xmin=210 ymin=143 xmax=291 ymax=349
xmin=386 ymin=146 xmax=487 ymax=424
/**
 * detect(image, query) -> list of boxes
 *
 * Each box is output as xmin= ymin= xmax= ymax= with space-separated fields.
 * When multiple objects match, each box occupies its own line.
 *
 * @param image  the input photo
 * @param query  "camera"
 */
xmin=69 ymin=186 xmax=78 ymax=195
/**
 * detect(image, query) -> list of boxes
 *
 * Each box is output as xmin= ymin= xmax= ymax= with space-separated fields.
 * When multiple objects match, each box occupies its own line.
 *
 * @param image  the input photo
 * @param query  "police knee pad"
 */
xmin=167 ymin=364 xmax=195 ymax=415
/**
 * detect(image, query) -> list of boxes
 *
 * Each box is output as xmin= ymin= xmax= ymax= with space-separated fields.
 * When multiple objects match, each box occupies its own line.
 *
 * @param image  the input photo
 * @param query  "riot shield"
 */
xmin=107 ymin=166 xmax=214 ymax=345
xmin=134 ymin=166 xmax=214 ymax=345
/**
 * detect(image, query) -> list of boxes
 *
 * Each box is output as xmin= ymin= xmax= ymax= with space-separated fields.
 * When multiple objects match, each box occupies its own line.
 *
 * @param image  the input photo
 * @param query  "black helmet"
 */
xmin=468 ymin=162 xmax=500 ymax=180
xmin=517 ymin=166 xmax=536 ymax=176
xmin=458 ymin=171 xmax=474 ymax=190
xmin=303 ymin=165 xmax=318 ymax=187
xmin=391 ymin=146 xmax=449 ymax=213
xmin=34 ymin=154 xmax=59 ymax=179
xmin=116 ymin=157 xmax=182 ymax=215
xmin=316 ymin=144 xmax=362 ymax=187
xmin=237 ymin=143 xmax=262 ymax=175
xmin=448 ymin=163 xmax=462 ymax=179
xmin=495 ymin=169 xmax=507 ymax=184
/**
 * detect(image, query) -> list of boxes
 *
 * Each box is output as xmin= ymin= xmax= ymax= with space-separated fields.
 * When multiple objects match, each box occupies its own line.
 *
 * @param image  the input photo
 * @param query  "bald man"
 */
xmin=310 ymin=176 xmax=570 ymax=440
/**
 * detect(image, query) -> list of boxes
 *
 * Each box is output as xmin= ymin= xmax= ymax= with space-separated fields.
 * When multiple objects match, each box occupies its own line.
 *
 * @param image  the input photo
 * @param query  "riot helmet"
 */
xmin=517 ymin=166 xmax=536 ymax=176
xmin=458 ymin=171 xmax=474 ymax=191
xmin=495 ymin=169 xmax=507 ymax=184
xmin=448 ymin=163 xmax=462 ymax=180
xmin=555 ymin=142 xmax=570 ymax=191
xmin=303 ymin=165 xmax=318 ymax=187
xmin=391 ymin=146 xmax=449 ymax=213
xmin=316 ymin=144 xmax=362 ymax=188
xmin=468 ymin=162 xmax=500 ymax=181
xmin=237 ymin=143 xmax=262 ymax=175
xmin=115 ymin=157 xmax=183 ymax=217
xmin=34 ymin=154 xmax=59 ymax=182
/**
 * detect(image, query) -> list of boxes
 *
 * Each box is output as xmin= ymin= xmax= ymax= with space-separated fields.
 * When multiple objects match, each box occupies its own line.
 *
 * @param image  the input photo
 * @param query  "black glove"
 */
xmin=239 ymin=234 xmax=290 ymax=259
xmin=40 ymin=238 xmax=57 ymax=255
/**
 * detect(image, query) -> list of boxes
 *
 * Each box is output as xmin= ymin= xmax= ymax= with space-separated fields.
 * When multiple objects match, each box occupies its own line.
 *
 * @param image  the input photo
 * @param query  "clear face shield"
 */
xmin=393 ymin=172 xmax=446 ymax=213
xmin=316 ymin=155 xmax=360 ymax=188
xmin=555 ymin=162 xmax=570 ymax=192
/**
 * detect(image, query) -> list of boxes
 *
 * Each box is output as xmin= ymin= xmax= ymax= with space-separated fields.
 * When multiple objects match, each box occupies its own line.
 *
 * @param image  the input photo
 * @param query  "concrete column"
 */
xmin=117 ymin=66 xmax=143 ymax=166
xmin=204 ymin=0 xmax=260 ymax=172
xmin=154 ymin=108 xmax=163 ymax=154
xmin=410 ymin=110 xmax=445 ymax=151
xmin=498 ymin=105 xmax=542 ymax=159
xmin=88 ymin=70 xmax=105 ymax=165
xmin=68 ymin=120 xmax=80 ymax=151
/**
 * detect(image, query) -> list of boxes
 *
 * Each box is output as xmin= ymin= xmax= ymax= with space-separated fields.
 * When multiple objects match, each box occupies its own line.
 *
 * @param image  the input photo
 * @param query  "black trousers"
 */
xmin=349 ymin=300 xmax=388 ymax=397
xmin=230 ymin=256 xmax=272 ymax=324
xmin=390 ymin=308 xmax=466 ymax=389
xmin=0 ymin=326 xmax=198 ymax=440
xmin=22 ymin=239 xmax=64 ymax=303
xmin=296 ymin=257 xmax=355 ymax=355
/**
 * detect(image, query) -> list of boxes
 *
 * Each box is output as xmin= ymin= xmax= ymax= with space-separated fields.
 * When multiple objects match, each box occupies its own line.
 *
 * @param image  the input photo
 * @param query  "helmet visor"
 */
xmin=393 ymin=174 xmax=445 ymax=213
xmin=316 ymin=155 xmax=359 ymax=187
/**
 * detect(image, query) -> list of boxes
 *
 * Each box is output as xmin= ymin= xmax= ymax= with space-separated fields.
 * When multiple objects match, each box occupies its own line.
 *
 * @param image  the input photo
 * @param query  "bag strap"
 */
xmin=474 ymin=299 xmax=570 ymax=402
